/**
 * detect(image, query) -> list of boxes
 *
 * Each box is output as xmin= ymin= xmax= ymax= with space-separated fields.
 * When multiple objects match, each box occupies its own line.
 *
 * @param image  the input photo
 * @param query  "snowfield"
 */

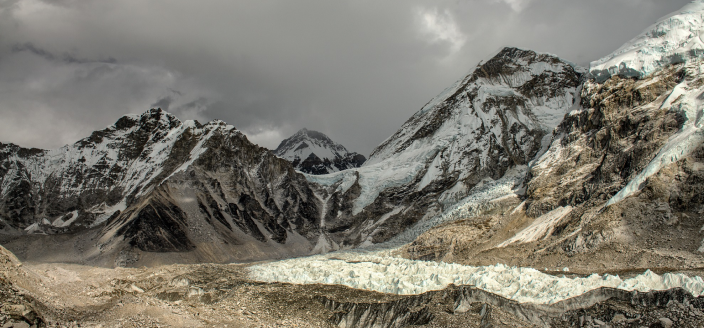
xmin=589 ymin=0 xmax=704 ymax=82
xmin=247 ymin=250 xmax=704 ymax=305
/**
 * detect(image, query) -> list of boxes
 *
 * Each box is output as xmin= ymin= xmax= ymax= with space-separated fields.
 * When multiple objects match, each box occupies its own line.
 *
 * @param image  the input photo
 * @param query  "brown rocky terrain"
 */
xmin=402 ymin=61 xmax=704 ymax=275
xmin=3 ymin=244 xmax=704 ymax=328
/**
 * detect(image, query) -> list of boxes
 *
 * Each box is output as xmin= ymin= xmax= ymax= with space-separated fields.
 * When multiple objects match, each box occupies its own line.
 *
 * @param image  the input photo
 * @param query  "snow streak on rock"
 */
xmin=605 ymin=59 xmax=704 ymax=207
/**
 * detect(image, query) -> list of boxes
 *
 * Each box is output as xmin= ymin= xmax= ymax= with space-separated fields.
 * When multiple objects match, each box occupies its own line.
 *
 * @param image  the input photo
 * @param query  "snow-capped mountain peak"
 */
xmin=589 ymin=0 xmax=704 ymax=82
xmin=274 ymin=128 xmax=365 ymax=175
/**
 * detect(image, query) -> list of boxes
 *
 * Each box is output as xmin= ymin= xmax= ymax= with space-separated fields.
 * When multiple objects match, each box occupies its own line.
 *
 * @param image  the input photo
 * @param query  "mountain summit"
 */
xmin=274 ymin=128 xmax=366 ymax=175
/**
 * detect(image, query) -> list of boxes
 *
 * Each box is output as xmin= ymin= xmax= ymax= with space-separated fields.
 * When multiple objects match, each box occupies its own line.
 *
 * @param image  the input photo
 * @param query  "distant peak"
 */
xmin=273 ymin=128 xmax=366 ymax=174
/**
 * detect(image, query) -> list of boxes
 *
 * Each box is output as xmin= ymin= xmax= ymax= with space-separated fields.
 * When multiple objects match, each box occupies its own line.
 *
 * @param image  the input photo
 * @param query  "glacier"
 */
xmin=248 ymin=249 xmax=704 ymax=305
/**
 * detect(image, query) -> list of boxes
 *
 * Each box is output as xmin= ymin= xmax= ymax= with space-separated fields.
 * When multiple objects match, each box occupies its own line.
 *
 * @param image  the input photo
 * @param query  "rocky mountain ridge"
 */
xmin=0 ymin=44 xmax=587 ymax=266
xmin=274 ymin=128 xmax=366 ymax=175
xmin=0 ymin=108 xmax=325 ymax=265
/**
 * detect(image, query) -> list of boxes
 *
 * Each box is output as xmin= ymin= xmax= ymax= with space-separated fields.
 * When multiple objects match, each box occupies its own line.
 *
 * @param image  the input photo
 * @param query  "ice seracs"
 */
xmin=248 ymin=250 xmax=704 ymax=305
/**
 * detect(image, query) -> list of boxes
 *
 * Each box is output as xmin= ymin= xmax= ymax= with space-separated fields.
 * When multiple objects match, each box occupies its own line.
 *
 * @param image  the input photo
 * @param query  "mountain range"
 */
xmin=0 ymin=1 xmax=703 ymax=275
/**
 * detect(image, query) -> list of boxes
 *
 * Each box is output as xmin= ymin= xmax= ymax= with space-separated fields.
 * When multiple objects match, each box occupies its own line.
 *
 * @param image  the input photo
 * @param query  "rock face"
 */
xmin=274 ymin=128 xmax=366 ymax=175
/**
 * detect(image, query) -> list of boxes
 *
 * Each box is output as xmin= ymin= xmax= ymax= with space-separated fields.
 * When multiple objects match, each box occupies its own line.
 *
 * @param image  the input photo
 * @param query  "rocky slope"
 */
xmin=274 ymin=128 xmax=366 ymax=175
xmin=402 ymin=1 xmax=704 ymax=274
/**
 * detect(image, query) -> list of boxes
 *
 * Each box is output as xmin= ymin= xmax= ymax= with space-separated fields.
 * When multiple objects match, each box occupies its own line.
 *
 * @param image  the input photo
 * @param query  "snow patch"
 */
xmin=497 ymin=206 xmax=573 ymax=247
xmin=52 ymin=210 xmax=79 ymax=228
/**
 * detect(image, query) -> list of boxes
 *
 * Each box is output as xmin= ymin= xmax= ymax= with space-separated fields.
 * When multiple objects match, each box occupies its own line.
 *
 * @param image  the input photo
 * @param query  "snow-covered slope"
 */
xmin=589 ymin=0 xmax=704 ymax=82
xmin=274 ymin=128 xmax=365 ymax=175
xmin=366 ymin=47 xmax=582 ymax=206
xmin=305 ymin=48 xmax=583 ymax=249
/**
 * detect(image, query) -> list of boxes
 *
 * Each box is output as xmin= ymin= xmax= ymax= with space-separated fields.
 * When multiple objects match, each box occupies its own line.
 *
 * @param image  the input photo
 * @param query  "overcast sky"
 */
xmin=0 ymin=0 xmax=692 ymax=155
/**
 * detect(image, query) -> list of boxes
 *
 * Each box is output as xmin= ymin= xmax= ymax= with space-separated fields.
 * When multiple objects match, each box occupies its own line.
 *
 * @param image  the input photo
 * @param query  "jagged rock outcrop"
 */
xmin=274 ymin=128 xmax=366 ymax=175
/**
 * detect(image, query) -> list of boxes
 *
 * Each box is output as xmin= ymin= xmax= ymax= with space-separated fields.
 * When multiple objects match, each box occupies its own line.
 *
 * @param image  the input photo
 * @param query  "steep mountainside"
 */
xmin=403 ymin=1 xmax=704 ymax=274
xmin=0 ymin=109 xmax=322 ymax=266
xmin=274 ymin=128 xmax=365 ymax=175
xmin=308 ymin=47 xmax=583 ymax=249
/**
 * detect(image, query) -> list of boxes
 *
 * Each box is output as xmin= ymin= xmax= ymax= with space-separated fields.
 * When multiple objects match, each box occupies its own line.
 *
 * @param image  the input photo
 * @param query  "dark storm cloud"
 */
xmin=12 ymin=42 xmax=117 ymax=64
xmin=0 ymin=0 xmax=693 ymax=154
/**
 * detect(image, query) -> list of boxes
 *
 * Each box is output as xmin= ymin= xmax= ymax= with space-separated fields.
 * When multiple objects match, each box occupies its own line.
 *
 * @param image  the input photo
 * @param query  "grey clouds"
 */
xmin=0 ymin=0 xmax=692 ymax=155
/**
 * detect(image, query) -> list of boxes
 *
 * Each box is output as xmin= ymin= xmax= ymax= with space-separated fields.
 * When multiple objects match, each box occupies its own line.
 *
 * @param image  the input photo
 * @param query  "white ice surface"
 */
xmin=248 ymin=250 xmax=704 ymax=304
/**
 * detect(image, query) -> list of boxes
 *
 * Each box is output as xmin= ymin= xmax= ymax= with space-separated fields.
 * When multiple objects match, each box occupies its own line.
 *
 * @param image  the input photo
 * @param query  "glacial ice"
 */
xmin=247 ymin=250 xmax=704 ymax=305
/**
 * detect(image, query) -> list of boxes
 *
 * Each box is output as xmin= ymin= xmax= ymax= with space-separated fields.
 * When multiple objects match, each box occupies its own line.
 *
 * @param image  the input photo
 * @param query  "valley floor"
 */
xmin=3 ymin=244 xmax=704 ymax=328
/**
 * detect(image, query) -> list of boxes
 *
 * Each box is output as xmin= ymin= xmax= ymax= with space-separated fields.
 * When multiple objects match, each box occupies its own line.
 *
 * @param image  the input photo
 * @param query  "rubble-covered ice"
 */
xmin=247 ymin=250 xmax=704 ymax=305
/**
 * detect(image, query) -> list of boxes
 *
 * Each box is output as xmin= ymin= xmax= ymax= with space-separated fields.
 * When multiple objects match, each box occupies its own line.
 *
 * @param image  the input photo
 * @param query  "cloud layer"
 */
xmin=0 ymin=0 xmax=692 ymax=154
